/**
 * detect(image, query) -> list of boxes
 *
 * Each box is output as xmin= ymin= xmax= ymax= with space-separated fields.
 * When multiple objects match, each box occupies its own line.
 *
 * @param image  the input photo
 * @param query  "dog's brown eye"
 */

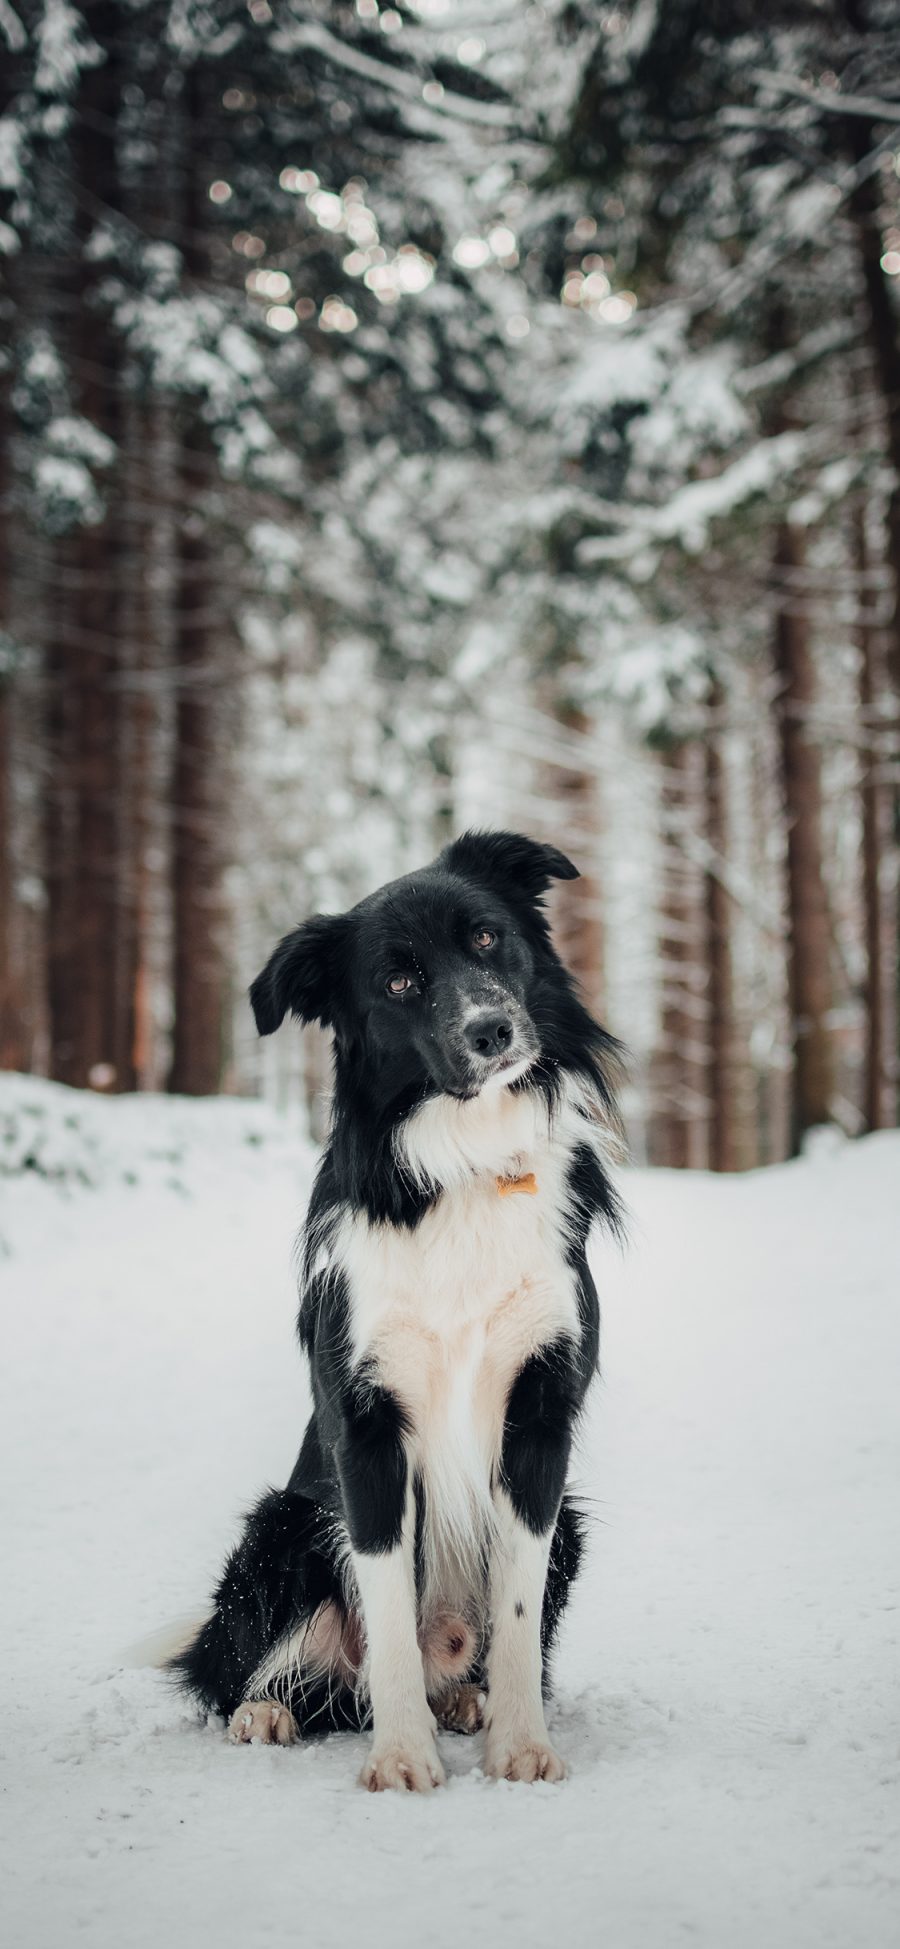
xmin=473 ymin=927 xmax=496 ymax=949
xmin=386 ymin=973 xmax=413 ymax=996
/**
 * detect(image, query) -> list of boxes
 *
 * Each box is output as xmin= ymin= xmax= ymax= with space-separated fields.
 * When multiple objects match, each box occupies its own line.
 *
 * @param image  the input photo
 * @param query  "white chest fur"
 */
xmin=330 ymin=1082 xmax=591 ymax=1594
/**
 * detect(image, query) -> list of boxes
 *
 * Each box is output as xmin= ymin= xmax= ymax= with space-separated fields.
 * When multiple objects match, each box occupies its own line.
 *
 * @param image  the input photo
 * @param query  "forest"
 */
xmin=1 ymin=0 xmax=898 ymax=1166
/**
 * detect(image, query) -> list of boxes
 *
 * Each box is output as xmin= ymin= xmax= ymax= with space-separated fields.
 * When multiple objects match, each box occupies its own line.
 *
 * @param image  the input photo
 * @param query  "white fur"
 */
xmin=332 ymin=1075 xmax=607 ymax=1611
xmin=483 ymin=1487 xmax=565 ymax=1781
xmin=124 ymin=1611 xmax=212 ymax=1670
xmin=353 ymin=1484 xmax=445 ymax=1792
xmin=394 ymin=1070 xmax=550 ymax=1192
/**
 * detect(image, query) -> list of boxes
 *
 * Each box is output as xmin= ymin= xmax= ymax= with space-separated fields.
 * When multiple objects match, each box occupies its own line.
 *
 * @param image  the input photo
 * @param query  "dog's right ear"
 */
xmin=249 ymin=914 xmax=347 ymax=1034
xmin=441 ymin=830 xmax=579 ymax=901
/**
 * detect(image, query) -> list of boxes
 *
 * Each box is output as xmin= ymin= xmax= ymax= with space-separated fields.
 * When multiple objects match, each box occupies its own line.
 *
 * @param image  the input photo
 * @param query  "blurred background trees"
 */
xmin=1 ymin=0 xmax=898 ymax=1165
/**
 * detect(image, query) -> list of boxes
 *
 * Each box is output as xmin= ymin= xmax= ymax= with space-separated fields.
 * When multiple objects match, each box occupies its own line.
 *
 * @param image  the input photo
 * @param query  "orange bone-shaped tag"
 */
xmin=496 ymin=1172 xmax=538 ymax=1197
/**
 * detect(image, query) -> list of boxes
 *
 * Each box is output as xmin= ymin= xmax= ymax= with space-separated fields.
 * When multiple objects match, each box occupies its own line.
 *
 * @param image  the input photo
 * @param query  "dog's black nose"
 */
xmin=465 ymin=1012 xmax=515 ymax=1058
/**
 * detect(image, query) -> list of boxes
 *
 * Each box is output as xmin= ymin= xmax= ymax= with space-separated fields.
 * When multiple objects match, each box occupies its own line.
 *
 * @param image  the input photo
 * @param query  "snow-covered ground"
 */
xmin=2 ymin=1076 xmax=898 ymax=1947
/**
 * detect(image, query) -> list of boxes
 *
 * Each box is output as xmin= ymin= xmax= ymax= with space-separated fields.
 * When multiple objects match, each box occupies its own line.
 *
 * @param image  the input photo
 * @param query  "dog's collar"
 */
xmin=496 ymin=1171 xmax=538 ymax=1197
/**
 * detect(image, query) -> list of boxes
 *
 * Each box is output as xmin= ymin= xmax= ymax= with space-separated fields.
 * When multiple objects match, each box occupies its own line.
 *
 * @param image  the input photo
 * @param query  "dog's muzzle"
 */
xmin=457 ymin=1005 xmax=537 ymax=1092
xmin=464 ymin=1010 xmax=515 ymax=1060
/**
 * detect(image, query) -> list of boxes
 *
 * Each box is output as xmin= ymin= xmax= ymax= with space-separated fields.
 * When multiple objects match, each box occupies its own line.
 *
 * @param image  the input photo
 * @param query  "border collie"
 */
xmin=172 ymin=830 xmax=623 ymax=1790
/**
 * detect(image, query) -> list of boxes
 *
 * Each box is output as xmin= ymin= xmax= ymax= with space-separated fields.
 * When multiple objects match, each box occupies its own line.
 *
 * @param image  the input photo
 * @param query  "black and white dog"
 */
xmin=173 ymin=830 xmax=623 ymax=1790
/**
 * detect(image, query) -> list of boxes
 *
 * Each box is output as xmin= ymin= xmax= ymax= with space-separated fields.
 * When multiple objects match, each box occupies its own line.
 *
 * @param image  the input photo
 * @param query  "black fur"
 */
xmin=253 ymin=828 xmax=622 ymax=1232
xmin=336 ymin=1371 xmax=410 ymax=1554
xmin=173 ymin=1488 xmax=358 ymax=1727
xmin=501 ymin=1339 xmax=586 ymax=1536
xmin=171 ymin=830 xmax=624 ymax=1743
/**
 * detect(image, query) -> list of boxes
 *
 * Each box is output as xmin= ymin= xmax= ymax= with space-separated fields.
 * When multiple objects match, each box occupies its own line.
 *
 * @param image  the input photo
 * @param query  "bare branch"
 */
xmin=750 ymin=69 xmax=900 ymax=127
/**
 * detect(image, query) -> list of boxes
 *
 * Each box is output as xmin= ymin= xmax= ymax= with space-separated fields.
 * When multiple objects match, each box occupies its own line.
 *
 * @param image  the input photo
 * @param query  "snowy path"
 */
xmin=2 ymin=1080 xmax=898 ymax=1948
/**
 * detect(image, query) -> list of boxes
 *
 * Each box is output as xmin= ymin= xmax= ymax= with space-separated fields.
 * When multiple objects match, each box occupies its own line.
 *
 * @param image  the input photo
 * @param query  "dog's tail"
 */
xmin=121 ymin=1611 xmax=211 ymax=1670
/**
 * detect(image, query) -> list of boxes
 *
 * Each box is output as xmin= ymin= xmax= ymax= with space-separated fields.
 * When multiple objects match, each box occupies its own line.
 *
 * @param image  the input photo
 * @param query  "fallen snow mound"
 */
xmin=2 ymin=1076 xmax=898 ymax=1949
xmin=0 ymin=1071 xmax=296 ymax=1190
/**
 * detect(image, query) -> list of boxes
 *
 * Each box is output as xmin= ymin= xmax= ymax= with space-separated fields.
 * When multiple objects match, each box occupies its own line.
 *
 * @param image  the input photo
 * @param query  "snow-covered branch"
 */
xmin=575 ymin=433 xmax=817 ymax=565
xmin=750 ymin=69 xmax=900 ymax=126
xmin=273 ymin=18 xmax=517 ymax=130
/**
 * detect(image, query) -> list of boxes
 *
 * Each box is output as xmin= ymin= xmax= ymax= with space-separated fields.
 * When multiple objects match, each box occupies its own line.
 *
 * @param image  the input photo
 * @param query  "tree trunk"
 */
xmin=649 ymin=740 xmax=708 ymax=1168
xmin=0 ymin=363 xmax=30 ymax=1070
xmin=843 ymin=81 xmax=900 ymax=711
xmin=168 ymin=474 xmax=228 ymax=1096
xmin=111 ymin=396 xmax=153 ymax=1095
xmin=703 ymin=681 xmax=739 ymax=1170
xmin=0 ymin=0 xmax=26 ymax=1069
xmin=0 ymin=675 xmax=28 ymax=1071
xmin=842 ymin=73 xmax=900 ymax=1107
xmin=111 ymin=91 xmax=182 ymax=1095
xmin=123 ymin=399 xmax=176 ymax=1092
xmin=545 ymin=705 xmax=605 ymax=1016
xmin=168 ymin=75 xmax=229 ymax=1097
xmin=855 ymin=503 xmax=892 ymax=1129
xmin=44 ymin=13 xmax=130 ymax=1089
xmin=772 ymin=523 xmax=834 ymax=1148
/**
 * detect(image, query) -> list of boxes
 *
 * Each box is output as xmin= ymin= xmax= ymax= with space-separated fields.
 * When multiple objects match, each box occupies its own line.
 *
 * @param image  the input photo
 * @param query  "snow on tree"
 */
xmin=0 ymin=0 xmax=896 ymax=1158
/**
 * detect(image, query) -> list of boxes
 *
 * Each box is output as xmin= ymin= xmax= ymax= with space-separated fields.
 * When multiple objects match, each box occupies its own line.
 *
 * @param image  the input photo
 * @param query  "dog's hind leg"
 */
xmin=433 ymin=1683 xmax=486 ymax=1734
xmin=170 ymin=1488 xmax=356 ymax=1737
xmin=228 ymin=1699 xmax=298 ymax=1746
xmin=237 ymin=1594 xmax=366 ymax=1740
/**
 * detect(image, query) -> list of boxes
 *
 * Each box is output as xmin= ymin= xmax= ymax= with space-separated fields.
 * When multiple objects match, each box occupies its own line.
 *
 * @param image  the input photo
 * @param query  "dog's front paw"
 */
xmin=485 ymin=1735 xmax=566 ymax=1783
xmin=228 ymin=1700 xmax=297 ymax=1747
xmin=360 ymin=1739 xmax=446 ymax=1793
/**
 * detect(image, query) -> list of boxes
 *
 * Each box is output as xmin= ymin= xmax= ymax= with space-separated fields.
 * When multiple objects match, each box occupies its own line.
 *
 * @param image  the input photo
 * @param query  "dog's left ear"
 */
xmin=249 ymin=913 xmax=347 ymax=1034
xmin=440 ymin=829 xmax=579 ymax=900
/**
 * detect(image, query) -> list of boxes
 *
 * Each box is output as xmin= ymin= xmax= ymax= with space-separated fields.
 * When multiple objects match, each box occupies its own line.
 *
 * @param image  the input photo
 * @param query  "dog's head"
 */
xmin=249 ymin=830 xmax=579 ymax=1103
